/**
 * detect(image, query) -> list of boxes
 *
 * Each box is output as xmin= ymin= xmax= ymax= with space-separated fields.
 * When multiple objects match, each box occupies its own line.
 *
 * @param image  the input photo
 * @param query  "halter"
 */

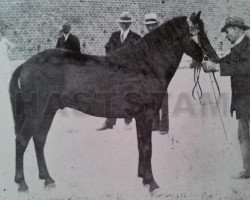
xmin=187 ymin=15 xmax=228 ymax=141
xmin=186 ymin=17 xmax=221 ymax=103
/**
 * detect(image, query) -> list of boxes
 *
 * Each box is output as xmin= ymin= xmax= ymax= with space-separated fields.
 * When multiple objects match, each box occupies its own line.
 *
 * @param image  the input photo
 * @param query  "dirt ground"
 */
xmin=0 ymin=58 xmax=250 ymax=200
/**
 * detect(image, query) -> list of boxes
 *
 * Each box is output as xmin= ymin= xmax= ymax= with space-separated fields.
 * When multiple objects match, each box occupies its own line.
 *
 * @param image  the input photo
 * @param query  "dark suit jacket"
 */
xmin=105 ymin=30 xmax=141 ymax=54
xmin=56 ymin=33 xmax=81 ymax=53
xmin=219 ymin=36 xmax=250 ymax=119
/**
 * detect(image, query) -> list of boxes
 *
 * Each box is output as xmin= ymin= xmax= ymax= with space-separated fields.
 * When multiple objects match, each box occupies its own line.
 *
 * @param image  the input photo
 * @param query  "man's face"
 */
xmin=145 ymin=23 xmax=158 ymax=32
xmin=119 ymin=22 xmax=131 ymax=31
xmin=62 ymin=26 xmax=71 ymax=34
xmin=225 ymin=26 xmax=240 ymax=44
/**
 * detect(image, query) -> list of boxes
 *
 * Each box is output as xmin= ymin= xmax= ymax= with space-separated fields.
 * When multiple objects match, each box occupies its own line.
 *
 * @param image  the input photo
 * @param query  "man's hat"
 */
xmin=62 ymin=22 xmax=71 ymax=29
xmin=144 ymin=13 xmax=159 ymax=25
xmin=116 ymin=11 xmax=134 ymax=23
xmin=221 ymin=17 xmax=250 ymax=32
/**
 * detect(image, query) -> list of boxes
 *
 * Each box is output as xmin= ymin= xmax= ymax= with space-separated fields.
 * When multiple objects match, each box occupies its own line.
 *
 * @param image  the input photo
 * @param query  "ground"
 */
xmin=0 ymin=56 xmax=250 ymax=200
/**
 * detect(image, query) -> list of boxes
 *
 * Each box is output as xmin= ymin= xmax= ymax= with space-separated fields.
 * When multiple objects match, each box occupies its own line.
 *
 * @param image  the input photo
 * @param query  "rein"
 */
xmin=190 ymin=55 xmax=221 ymax=103
xmin=190 ymin=57 xmax=228 ymax=140
xmin=190 ymin=61 xmax=202 ymax=102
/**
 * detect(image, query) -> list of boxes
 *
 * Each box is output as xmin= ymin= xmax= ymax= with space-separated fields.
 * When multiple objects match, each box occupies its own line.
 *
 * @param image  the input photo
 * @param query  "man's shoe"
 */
xmin=232 ymin=171 xmax=250 ymax=179
xmin=159 ymin=130 xmax=168 ymax=135
xmin=124 ymin=123 xmax=132 ymax=130
xmin=96 ymin=123 xmax=113 ymax=131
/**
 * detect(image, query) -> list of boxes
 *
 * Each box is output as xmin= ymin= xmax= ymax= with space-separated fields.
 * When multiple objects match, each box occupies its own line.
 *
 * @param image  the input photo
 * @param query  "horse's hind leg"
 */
xmin=33 ymin=116 xmax=55 ymax=189
xmin=135 ymin=114 xmax=159 ymax=192
xmin=15 ymin=117 xmax=37 ymax=192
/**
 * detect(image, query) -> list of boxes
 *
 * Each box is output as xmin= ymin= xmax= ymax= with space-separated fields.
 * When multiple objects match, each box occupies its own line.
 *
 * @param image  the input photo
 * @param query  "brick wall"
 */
xmin=0 ymin=0 xmax=249 ymax=60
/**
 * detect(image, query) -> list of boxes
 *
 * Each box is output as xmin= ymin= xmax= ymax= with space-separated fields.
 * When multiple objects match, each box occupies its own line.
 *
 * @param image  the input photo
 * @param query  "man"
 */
xmin=97 ymin=11 xmax=141 ymax=131
xmin=143 ymin=13 xmax=169 ymax=135
xmin=202 ymin=17 xmax=250 ymax=179
xmin=56 ymin=22 xmax=81 ymax=53
xmin=144 ymin=12 xmax=159 ymax=32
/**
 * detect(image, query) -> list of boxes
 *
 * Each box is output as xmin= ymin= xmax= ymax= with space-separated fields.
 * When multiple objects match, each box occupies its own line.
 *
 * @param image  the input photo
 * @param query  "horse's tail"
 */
xmin=9 ymin=65 xmax=24 ymax=135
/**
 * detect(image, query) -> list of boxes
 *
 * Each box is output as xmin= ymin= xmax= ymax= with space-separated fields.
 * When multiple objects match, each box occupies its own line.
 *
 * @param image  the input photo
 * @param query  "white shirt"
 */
xmin=63 ymin=33 xmax=71 ymax=41
xmin=234 ymin=34 xmax=246 ymax=46
xmin=120 ymin=29 xmax=130 ymax=42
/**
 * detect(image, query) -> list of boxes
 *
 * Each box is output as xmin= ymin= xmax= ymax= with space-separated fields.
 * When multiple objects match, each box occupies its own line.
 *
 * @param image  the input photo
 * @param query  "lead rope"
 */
xmin=212 ymin=71 xmax=221 ymax=96
xmin=208 ymin=71 xmax=228 ymax=141
xmin=188 ymin=16 xmax=229 ymax=141
xmin=191 ymin=61 xmax=203 ymax=105
xmin=190 ymin=42 xmax=228 ymax=140
xmin=202 ymin=55 xmax=228 ymax=141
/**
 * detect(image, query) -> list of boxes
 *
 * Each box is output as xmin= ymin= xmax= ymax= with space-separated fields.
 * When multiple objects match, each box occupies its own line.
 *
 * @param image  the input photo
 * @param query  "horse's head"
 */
xmin=188 ymin=11 xmax=220 ymax=63
xmin=188 ymin=11 xmax=203 ymax=36
xmin=170 ymin=13 xmax=203 ymax=63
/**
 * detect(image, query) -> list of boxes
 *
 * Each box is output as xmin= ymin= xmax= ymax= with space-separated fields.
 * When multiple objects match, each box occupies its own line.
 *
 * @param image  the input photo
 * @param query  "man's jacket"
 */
xmin=220 ymin=36 xmax=250 ymax=119
xmin=56 ymin=33 xmax=81 ymax=53
xmin=105 ymin=30 xmax=141 ymax=54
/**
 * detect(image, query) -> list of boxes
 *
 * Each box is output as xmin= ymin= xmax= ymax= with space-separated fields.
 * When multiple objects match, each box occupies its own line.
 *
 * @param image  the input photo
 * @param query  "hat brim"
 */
xmin=116 ymin=19 xmax=134 ymax=23
xmin=143 ymin=21 xmax=159 ymax=25
xmin=221 ymin=24 xmax=250 ymax=32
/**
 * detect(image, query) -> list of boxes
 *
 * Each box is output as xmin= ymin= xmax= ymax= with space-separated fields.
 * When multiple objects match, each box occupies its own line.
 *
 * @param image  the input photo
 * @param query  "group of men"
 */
xmin=56 ymin=11 xmax=169 ymax=135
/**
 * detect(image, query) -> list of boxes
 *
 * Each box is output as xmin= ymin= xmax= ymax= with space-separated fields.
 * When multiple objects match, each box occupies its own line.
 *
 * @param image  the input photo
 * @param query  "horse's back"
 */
xmin=19 ymin=49 xmax=97 ymax=90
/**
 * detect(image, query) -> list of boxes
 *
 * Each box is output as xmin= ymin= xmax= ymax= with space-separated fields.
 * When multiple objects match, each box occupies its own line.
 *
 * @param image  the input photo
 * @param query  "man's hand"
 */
xmin=202 ymin=60 xmax=220 ymax=73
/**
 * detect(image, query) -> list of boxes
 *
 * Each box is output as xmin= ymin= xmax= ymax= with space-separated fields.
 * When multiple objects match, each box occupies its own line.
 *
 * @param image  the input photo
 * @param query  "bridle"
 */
xmin=186 ymin=18 xmax=221 ymax=102
xmin=187 ymin=17 xmax=228 ymax=141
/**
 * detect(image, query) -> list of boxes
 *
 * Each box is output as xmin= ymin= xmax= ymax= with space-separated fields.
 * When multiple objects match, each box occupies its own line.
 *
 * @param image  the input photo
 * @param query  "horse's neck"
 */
xmin=143 ymin=33 xmax=184 ymax=78
xmin=108 ymin=23 xmax=184 ymax=81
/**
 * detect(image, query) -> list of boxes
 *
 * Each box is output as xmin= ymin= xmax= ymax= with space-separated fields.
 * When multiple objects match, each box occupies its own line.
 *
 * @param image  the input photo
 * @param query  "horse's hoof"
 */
xmin=44 ymin=178 xmax=56 ymax=189
xmin=44 ymin=182 xmax=56 ymax=190
xmin=44 ymin=183 xmax=56 ymax=190
xmin=149 ymin=181 xmax=159 ymax=192
xmin=150 ymin=188 xmax=164 ymax=197
xmin=142 ymin=179 xmax=159 ymax=192
xmin=18 ymin=183 xmax=29 ymax=193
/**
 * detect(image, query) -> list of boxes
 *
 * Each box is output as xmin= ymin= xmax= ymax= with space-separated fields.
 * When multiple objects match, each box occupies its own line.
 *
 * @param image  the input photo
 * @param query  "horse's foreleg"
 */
xmin=136 ymin=115 xmax=159 ymax=192
xmin=33 ymin=117 xmax=55 ymax=189
xmin=136 ymin=119 xmax=144 ymax=178
xmin=15 ymin=118 xmax=33 ymax=192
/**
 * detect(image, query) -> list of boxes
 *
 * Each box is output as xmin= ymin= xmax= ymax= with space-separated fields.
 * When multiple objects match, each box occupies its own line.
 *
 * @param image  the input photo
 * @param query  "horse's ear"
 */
xmin=196 ymin=11 xmax=201 ymax=19
xmin=189 ymin=12 xmax=196 ymax=23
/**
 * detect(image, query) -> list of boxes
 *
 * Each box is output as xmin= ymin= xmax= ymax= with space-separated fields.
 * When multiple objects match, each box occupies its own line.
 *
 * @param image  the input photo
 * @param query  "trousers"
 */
xmin=238 ymin=118 xmax=250 ymax=171
xmin=105 ymin=117 xmax=132 ymax=126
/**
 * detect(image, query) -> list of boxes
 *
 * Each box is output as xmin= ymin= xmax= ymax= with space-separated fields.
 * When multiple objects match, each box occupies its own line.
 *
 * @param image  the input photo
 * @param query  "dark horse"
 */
xmin=10 ymin=13 xmax=203 ymax=192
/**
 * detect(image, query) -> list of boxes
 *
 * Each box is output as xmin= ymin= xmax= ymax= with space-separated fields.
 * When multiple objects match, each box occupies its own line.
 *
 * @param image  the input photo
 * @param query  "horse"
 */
xmin=9 ymin=12 xmax=203 ymax=192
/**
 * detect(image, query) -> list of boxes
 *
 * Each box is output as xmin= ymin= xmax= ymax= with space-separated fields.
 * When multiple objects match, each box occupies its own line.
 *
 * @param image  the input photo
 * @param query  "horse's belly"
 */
xmin=64 ymin=90 xmax=163 ymax=118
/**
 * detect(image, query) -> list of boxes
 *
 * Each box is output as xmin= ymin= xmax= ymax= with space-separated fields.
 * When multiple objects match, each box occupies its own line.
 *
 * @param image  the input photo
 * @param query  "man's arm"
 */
xmin=219 ymin=47 xmax=250 ymax=76
xmin=105 ymin=32 xmax=116 ymax=55
xmin=55 ymin=38 xmax=61 ymax=48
